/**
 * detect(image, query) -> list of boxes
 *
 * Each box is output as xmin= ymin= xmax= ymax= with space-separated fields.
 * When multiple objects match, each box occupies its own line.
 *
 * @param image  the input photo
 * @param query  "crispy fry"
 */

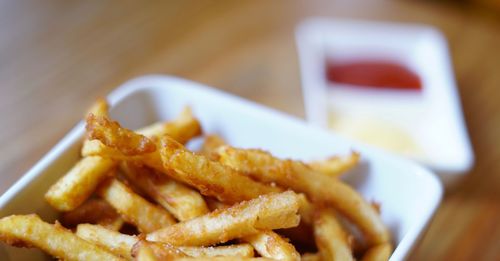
xmin=136 ymin=107 xmax=202 ymax=144
xmin=216 ymin=146 xmax=389 ymax=245
xmin=199 ymin=134 xmax=226 ymax=160
xmin=308 ymin=152 xmax=360 ymax=178
xmin=87 ymin=98 xmax=109 ymax=117
xmin=202 ymin=198 xmax=297 ymax=260
xmin=132 ymin=240 xmax=187 ymax=260
xmin=98 ymin=178 xmax=176 ymax=233
xmin=77 ymin=224 xmax=255 ymax=259
xmin=361 ymin=243 xmax=392 ymax=261
xmin=85 ymin=116 xmax=282 ymax=203
xmin=45 ymin=156 xmax=116 ymax=212
xmin=159 ymin=136 xmax=282 ymax=203
xmin=86 ymin=114 xmax=157 ymax=156
xmin=0 ymin=214 xmax=122 ymax=261
xmin=242 ymin=230 xmax=299 ymax=261
xmin=313 ymin=208 xmax=354 ymax=261
xmin=180 ymin=244 xmax=254 ymax=257
xmin=60 ymin=198 xmax=124 ymax=231
xmin=147 ymin=191 xmax=300 ymax=246
xmin=76 ymin=224 xmax=137 ymax=260
xmin=120 ymin=162 xmax=209 ymax=221
xmin=86 ymin=139 xmax=283 ymax=204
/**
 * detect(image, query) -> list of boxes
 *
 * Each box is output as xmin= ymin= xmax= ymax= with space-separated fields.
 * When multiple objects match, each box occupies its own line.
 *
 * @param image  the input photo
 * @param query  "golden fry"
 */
xmin=98 ymin=178 xmax=176 ymax=233
xmin=86 ymin=114 xmax=157 ymax=156
xmin=132 ymin=240 xmax=187 ymax=260
xmin=76 ymin=224 xmax=137 ymax=260
xmin=87 ymin=98 xmax=109 ymax=118
xmin=147 ymin=191 xmax=300 ymax=246
xmin=216 ymin=146 xmax=389 ymax=246
xmin=199 ymin=134 xmax=226 ymax=160
xmin=136 ymin=107 xmax=202 ymax=144
xmin=313 ymin=208 xmax=354 ymax=261
xmin=242 ymin=230 xmax=299 ymax=261
xmin=361 ymin=243 xmax=392 ymax=261
xmin=0 ymin=214 xmax=122 ymax=261
xmin=45 ymin=156 xmax=115 ymax=212
xmin=308 ymin=152 xmax=360 ymax=178
xmin=120 ymin=162 xmax=209 ymax=221
xmin=159 ymin=136 xmax=282 ymax=203
xmin=179 ymin=244 xmax=254 ymax=258
xmin=60 ymin=198 xmax=123 ymax=231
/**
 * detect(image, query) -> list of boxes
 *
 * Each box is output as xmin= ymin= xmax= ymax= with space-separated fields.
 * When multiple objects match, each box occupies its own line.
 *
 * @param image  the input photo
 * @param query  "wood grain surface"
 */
xmin=0 ymin=1 xmax=499 ymax=260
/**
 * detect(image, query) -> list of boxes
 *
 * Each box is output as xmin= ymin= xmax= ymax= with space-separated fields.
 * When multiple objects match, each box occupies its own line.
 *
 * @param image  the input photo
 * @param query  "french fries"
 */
xmin=308 ymin=152 xmax=360 ymax=178
xmin=242 ymin=230 xmax=300 ymax=261
xmin=60 ymin=198 xmax=124 ymax=231
xmin=180 ymin=244 xmax=255 ymax=257
xmin=76 ymin=224 xmax=137 ymax=259
xmin=313 ymin=208 xmax=354 ymax=261
xmin=0 ymin=214 xmax=122 ymax=261
xmin=136 ymin=107 xmax=202 ymax=144
xmin=132 ymin=240 xmax=187 ymax=260
xmin=97 ymin=178 xmax=176 ymax=233
xmin=120 ymin=161 xmax=209 ymax=221
xmin=216 ymin=146 xmax=389 ymax=246
xmin=159 ymin=136 xmax=283 ymax=203
xmin=0 ymin=98 xmax=392 ymax=260
xmin=45 ymin=156 xmax=116 ymax=212
xmin=78 ymin=224 xmax=255 ymax=259
xmin=147 ymin=191 xmax=300 ymax=246
xmin=199 ymin=134 xmax=226 ymax=160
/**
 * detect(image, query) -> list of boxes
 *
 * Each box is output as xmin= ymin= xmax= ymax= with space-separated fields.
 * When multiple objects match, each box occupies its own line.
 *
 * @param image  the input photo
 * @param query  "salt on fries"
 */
xmin=0 ymin=98 xmax=391 ymax=260
xmin=215 ymin=146 xmax=390 ymax=246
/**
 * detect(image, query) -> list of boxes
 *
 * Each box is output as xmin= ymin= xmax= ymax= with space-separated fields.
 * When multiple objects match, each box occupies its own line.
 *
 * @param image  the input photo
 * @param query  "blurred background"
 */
xmin=0 ymin=0 xmax=499 ymax=260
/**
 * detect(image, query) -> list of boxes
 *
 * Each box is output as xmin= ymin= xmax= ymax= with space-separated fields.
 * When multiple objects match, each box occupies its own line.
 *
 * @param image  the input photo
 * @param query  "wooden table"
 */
xmin=1 ymin=1 xmax=499 ymax=260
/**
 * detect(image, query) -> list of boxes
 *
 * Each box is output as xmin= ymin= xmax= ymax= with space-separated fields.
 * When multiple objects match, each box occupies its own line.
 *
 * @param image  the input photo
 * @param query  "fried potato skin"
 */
xmin=0 ymin=214 xmax=123 ymax=261
xmin=45 ymin=156 xmax=115 ymax=212
xmin=314 ymin=208 xmax=354 ymax=261
xmin=98 ymin=178 xmax=176 ymax=233
xmin=86 ymin=114 xmax=156 ymax=156
xmin=216 ymin=146 xmax=389 ymax=246
xmin=120 ymin=162 xmax=209 ymax=221
xmin=147 ymin=191 xmax=300 ymax=246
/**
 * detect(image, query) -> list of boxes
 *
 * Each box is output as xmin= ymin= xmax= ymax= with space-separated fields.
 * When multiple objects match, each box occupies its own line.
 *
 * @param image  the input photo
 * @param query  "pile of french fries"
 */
xmin=0 ymin=99 xmax=392 ymax=261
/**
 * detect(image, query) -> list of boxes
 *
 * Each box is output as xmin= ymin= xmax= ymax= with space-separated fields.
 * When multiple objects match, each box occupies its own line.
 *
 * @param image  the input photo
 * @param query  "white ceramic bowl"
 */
xmin=296 ymin=18 xmax=474 ymax=187
xmin=0 ymin=75 xmax=442 ymax=260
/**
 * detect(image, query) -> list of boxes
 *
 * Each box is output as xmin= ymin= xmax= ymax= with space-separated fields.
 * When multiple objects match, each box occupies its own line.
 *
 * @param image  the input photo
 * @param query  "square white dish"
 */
xmin=0 ymin=75 xmax=442 ymax=260
xmin=295 ymin=18 xmax=474 ymax=187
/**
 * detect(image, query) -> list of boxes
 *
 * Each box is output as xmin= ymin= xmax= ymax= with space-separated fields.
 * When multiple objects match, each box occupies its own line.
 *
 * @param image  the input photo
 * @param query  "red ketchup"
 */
xmin=326 ymin=60 xmax=422 ymax=90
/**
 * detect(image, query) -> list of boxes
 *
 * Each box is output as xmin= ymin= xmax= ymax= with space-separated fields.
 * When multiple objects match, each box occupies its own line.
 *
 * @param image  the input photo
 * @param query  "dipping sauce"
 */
xmin=326 ymin=60 xmax=422 ymax=90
